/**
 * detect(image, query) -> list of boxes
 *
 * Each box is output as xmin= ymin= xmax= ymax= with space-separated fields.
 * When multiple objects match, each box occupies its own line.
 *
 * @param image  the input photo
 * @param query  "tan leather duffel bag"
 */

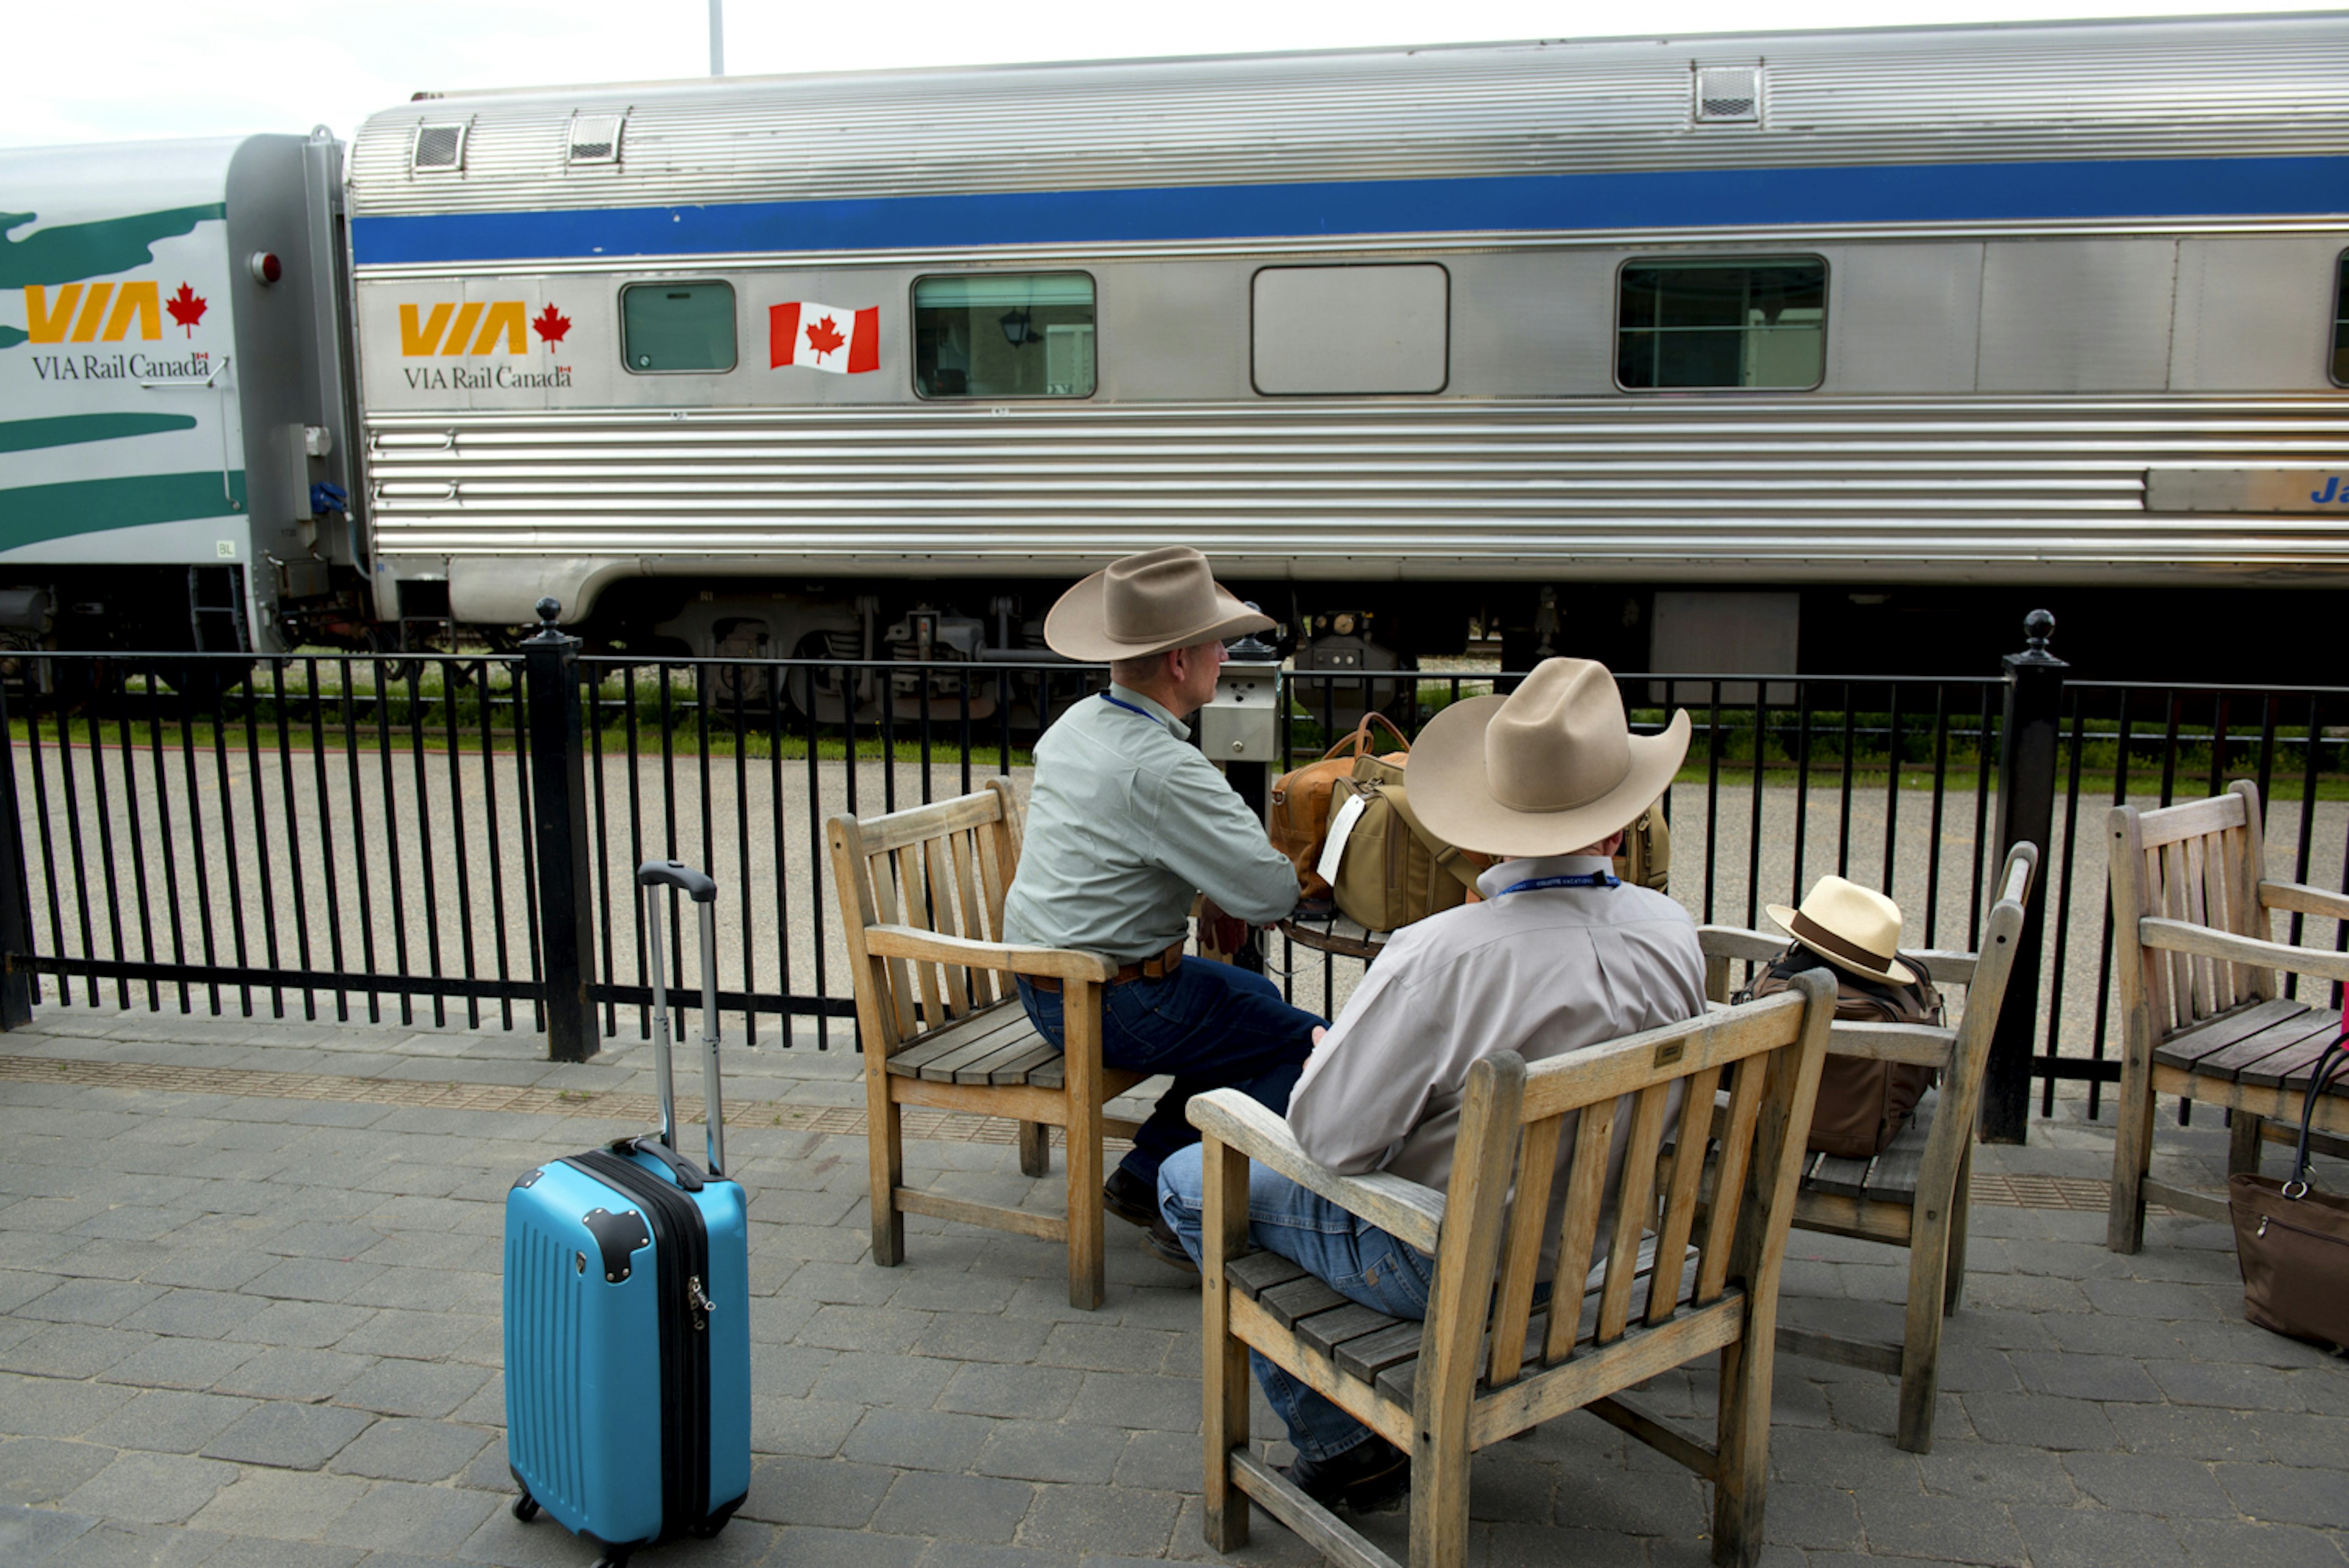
xmin=1269 ymin=713 xmax=1410 ymax=899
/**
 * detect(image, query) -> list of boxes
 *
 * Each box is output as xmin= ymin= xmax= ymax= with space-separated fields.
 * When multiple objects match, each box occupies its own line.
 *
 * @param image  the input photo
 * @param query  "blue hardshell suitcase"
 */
xmin=504 ymin=860 xmax=752 ymax=1567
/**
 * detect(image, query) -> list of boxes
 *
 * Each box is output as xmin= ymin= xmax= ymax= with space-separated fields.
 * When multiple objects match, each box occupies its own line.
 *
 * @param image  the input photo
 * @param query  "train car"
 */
xmin=340 ymin=12 xmax=2349 ymax=686
xmin=0 ymin=133 xmax=365 ymax=659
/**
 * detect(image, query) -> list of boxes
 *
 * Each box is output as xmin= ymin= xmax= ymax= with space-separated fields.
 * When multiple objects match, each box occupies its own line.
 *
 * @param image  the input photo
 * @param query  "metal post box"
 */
xmin=1198 ymin=655 xmax=1281 ymax=764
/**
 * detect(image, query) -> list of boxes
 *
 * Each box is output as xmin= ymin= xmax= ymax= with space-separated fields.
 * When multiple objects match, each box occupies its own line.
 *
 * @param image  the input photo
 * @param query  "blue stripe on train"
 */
xmin=350 ymin=155 xmax=2349 ymax=266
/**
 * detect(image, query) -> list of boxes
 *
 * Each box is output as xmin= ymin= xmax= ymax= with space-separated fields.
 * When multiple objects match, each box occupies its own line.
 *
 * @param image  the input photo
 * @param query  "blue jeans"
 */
xmin=1157 ymin=1142 xmax=1434 ymax=1462
xmin=1016 ymin=960 xmax=1321 ymax=1187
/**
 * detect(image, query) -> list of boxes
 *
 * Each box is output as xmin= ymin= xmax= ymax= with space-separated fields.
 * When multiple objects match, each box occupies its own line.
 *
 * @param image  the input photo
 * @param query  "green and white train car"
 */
xmin=0 ymin=133 xmax=361 ymax=657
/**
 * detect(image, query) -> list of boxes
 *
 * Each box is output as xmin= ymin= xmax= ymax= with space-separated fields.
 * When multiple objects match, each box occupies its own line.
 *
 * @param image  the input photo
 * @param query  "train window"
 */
xmin=1616 ymin=258 xmax=1826 ymax=390
xmin=621 ymin=281 xmax=737 ymax=373
xmin=1252 ymin=265 xmax=1449 ymax=395
xmin=2334 ymin=255 xmax=2349 ymax=386
xmin=913 ymin=273 xmax=1096 ymax=398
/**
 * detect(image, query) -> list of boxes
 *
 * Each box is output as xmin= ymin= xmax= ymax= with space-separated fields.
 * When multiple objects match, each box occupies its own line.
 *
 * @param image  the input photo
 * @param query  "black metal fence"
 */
xmin=1 ymin=616 xmax=2341 ymax=1137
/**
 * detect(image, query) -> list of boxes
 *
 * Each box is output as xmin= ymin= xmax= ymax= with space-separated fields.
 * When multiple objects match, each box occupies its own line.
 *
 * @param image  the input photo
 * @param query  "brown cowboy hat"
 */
xmin=1408 ymin=658 xmax=1690 ymax=858
xmin=1042 ymin=546 xmax=1274 ymax=663
xmin=1765 ymin=877 xmax=1918 ymax=984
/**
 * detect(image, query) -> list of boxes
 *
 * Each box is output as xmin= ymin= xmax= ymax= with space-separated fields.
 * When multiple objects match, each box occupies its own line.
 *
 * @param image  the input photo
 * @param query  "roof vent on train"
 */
xmin=410 ymin=121 xmax=470 ymax=175
xmin=568 ymin=113 xmax=626 ymax=166
xmin=1693 ymin=64 xmax=1761 ymax=124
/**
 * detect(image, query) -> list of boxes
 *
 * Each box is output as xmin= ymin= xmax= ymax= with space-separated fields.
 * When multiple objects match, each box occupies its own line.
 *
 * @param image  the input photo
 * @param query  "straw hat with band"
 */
xmin=1765 ymin=877 xmax=1918 ymax=985
xmin=1044 ymin=546 xmax=1274 ymax=663
xmin=1408 ymin=658 xmax=1690 ymax=859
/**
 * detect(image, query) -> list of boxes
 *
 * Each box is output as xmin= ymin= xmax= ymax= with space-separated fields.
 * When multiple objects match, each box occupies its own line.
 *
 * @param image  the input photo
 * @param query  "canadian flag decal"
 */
xmin=770 ymin=302 xmax=879 ymax=374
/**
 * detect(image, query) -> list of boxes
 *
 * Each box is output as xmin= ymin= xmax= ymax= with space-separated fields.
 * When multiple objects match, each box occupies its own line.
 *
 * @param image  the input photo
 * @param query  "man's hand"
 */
xmin=1200 ymin=898 xmax=1250 ymax=958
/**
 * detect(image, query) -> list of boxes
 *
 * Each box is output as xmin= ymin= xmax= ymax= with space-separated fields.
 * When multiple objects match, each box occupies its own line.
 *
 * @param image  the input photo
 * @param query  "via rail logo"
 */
xmin=21 ymin=279 xmax=204 ymax=343
xmin=397 ymin=300 xmax=574 ymax=391
xmin=2312 ymin=476 xmax=2348 ymax=505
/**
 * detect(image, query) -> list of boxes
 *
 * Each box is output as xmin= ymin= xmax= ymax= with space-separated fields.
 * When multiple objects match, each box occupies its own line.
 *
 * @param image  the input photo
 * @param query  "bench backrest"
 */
xmin=1427 ymin=975 xmax=1835 ymax=1408
xmin=828 ymin=779 xmax=1025 ymax=1054
xmin=2109 ymin=779 xmax=2276 ymax=1039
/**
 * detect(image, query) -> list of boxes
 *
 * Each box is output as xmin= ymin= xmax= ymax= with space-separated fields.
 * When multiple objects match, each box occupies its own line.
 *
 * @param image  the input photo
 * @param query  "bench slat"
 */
xmin=982 ymin=1041 xmax=1065 ymax=1086
xmin=883 ymin=1004 xmax=1032 ymax=1079
xmin=914 ymin=1016 xmax=1042 ymax=1082
xmin=1263 ymin=1274 xmax=1354 ymax=1329
xmin=2240 ymin=1030 xmax=2348 ymax=1091
xmin=1229 ymin=1251 xmax=1308 ymax=1302
xmin=1333 ymin=1321 xmax=1427 ymax=1383
xmin=1808 ymin=1151 xmax=1874 ymax=1198
xmin=951 ymin=1034 xmax=1056 ymax=1085
xmin=2152 ymin=998 xmax=2313 ymax=1076
xmin=1861 ymin=1098 xmax=1935 ymax=1204
xmin=2181 ymin=1010 xmax=2334 ymax=1085
xmin=1294 ymin=1302 xmax=1408 ymax=1359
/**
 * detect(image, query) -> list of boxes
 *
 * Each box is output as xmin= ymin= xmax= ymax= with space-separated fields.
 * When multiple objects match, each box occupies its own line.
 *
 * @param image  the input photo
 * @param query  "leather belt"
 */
xmin=1025 ymin=940 xmax=1186 ymax=994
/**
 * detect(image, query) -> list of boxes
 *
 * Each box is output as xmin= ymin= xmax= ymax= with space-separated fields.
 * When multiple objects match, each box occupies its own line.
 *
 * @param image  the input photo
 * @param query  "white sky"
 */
xmin=6 ymin=1 xmax=2341 ymax=150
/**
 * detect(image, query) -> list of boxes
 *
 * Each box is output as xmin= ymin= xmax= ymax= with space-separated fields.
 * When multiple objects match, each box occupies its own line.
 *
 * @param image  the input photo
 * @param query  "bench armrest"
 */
xmin=2260 ymin=880 xmax=2349 ymax=922
xmin=862 ymin=924 xmax=1117 ymax=984
xmin=1827 ymin=1020 xmax=1955 ymax=1068
xmin=2140 ymin=918 xmax=2349 ymax=987
xmin=1187 ymin=1089 xmax=1446 ymax=1255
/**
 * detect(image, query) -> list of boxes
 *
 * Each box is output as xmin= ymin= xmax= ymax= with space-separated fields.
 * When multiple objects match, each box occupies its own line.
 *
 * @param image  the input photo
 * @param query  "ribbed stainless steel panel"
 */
xmin=360 ymin=396 xmax=2349 ymax=593
xmin=346 ymin=18 xmax=2349 ymax=221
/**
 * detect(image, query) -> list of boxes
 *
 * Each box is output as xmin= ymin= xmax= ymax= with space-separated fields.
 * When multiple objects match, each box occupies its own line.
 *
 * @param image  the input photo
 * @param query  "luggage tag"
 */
xmin=1316 ymin=788 xmax=1370 ymax=886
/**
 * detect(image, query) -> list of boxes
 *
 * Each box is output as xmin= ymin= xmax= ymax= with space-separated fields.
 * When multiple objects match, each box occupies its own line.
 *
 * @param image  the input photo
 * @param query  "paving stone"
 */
xmin=913 ymin=1315 xmax=1055 ymax=1365
xmin=2009 ymin=1503 xmax=2189 ymax=1567
xmin=1757 ymin=1482 xmax=1862 ymax=1551
xmin=32 ymin=1520 xmax=227 ymax=1568
xmin=0 ymin=1372 xmax=139 ymax=1438
xmin=842 ymin=1408 xmax=997 ymax=1473
xmin=812 ymin=1350 xmax=961 ymax=1408
xmin=1918 ymin=1440 xmax=2080 ymax=1506
xmin=2105 ymin=1402 xmax=2269 ymax=1461
xmin=1961 ymin=1391 xmax=2118 ymax=1453
xmin=870 ymin=1469 xmax=1033 ymax=1544
xmin=1037 ymin=1323 xmax=1179 ymax=1374
xmin=2079 ymin=1277 xmax=2232 ymax=1322
xmin=223 ymin=1301 xmax=375 ymax=1351
xmin=211 ymin=1348 xmax=375 ymax=1404
xmin=185 ymin=1468 xmax=369 ymax=1540
xmin=201 ymin=1403 xmax=374 ymax=1470
xmin=2059 ymin=1451 xmax=2233 ymax=1517
xmin=736 ymin=1454 xmax=897 ymax=1529
xmin=0 ymin=1437 xmax=118 ymax=1506
xmin=325 ymin=1418 xmax=490 ymax=1482
xmin=936 ymin=1363 xmax=1085 ymax=1422
xmin=2217 ymin=1460 xmax=2349 ymax=1529
xmin=58 ymin=1451 xmax=238 ymax=1525
xmin=1556 ymin=1462 xmax=1709 ymax=1537
xmin=240 ymin=1258 xmax=387 ymax=1306
xmin=319 ymin=1477 xmax=498 ymax=1554
xmin=751 ymin=1393 xmax=864 ymax=1458
xmin=975 ymin=1420 xmax=1129 ymax=1485
xmin=1064 ymin=1372 xmax=1205 ymax=1432
xmin=920 ymin=1545 xmax=1079 ymax=1568
xmin=1484 ymin=1521 xmax=1650 ymax=1568
xmin=96 ymin=1337 xmax=264 ymax=1394
xmin=0 ymin=1324 xmax=158 ymax=1380
xmin=1018 ymin=1482 xmax=1184 ymax=1558
xmin=82 ymin=1391 xmax=258 ymax=1455
xmin=1855 ymin=1488 xmax=2025 ymax=1564
xmin=0 ymin=1503 xmax=96 ymax=1564
xmin=2153 ymin=1360 xmax=2310 ymax=1412
xmin=2172 ymin=1518 xmax=2349 ymax=1568
xmin=333 ymin=1359 xmax=489 ymax=1420
xmin=2008 ymin=1350 xmax=2164 ymax=1403
xmin=801 ymin=1305 xmax=933 ymax=1355
xmin=765 ymin=1525 xmax=927 ymax=1568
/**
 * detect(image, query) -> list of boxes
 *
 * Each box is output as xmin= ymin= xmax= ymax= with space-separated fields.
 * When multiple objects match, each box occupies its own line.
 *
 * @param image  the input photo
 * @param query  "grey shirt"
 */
xmin=1287 ymin=853 xmax=1707 ymax=1277
xmin=1000 ymin=685 xmax=1302 ymax=963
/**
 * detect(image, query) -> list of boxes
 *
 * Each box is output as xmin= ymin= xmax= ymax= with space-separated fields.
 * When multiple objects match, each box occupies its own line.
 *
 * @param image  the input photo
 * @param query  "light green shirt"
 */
xmin=1000 ymin=685 xmax=1302 ymax=963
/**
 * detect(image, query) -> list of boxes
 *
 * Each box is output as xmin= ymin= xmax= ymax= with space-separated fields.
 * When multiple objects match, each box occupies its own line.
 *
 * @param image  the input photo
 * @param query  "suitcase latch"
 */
xmin=688 ymin=1275 xmax=716 ymax=1329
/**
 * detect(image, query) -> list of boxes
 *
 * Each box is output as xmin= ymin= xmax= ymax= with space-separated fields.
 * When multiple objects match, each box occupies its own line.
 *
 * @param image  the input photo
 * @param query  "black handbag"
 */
xmin=2226 ymin=1023 xmax=2349 ymax=1351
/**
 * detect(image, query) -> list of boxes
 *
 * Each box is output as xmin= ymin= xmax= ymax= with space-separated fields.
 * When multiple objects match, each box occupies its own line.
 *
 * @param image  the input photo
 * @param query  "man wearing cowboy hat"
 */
xmin=1002 ymin=546 xmax=1324 ymax=1269
xmin=1157 ymin=657 xmax=1707 ymax=1510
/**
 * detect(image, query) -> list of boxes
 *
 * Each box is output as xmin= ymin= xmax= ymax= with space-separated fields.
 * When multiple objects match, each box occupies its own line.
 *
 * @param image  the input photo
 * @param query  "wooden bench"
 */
xmin=1192 ymin=975 xmax=1837 ymax=1568
xmin=1695 ymin=842 xmax=2034 ymax=1454
xmin=828 ymin=779 xmax=1147 ymax=1309
xmin=2107 ymin=781 xmax=2349 ymax=1253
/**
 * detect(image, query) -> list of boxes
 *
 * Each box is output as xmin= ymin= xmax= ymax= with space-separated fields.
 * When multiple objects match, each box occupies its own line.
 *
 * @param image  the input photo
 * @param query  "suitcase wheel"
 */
xmin=510 ymin=1492 xmax=539 ymax=1523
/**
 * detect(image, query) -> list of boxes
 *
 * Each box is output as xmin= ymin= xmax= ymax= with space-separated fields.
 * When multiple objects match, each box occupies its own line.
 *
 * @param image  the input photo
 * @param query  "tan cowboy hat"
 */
xmin=1408 ymin=658 xmax=1690 ymax=858
xmin=1765 ymin=877 xmax=1918 ymax=984
xmin=1043 ymin=546 xmax=1274 ymax=663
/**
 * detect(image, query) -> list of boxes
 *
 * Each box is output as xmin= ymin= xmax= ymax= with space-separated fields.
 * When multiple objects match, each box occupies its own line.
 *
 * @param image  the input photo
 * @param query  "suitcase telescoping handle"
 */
xmin=639 ymin=858 xmax=727 ymax=1180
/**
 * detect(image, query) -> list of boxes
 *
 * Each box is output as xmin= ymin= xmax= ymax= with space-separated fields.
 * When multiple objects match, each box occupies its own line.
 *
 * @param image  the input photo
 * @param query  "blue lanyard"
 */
xmin=1099 ymin=693 xmax=1157 ymax=721
xmin=1499 ymin=872 xmax=1619 ymax=896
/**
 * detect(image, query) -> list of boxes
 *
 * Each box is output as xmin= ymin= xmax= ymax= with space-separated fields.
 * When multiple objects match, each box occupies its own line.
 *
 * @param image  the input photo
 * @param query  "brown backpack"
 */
xmin=1269 ymin=713 xmax=1411 ymax=899
xmin=1740 ymin=948 xmax=1943 ymax=1159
